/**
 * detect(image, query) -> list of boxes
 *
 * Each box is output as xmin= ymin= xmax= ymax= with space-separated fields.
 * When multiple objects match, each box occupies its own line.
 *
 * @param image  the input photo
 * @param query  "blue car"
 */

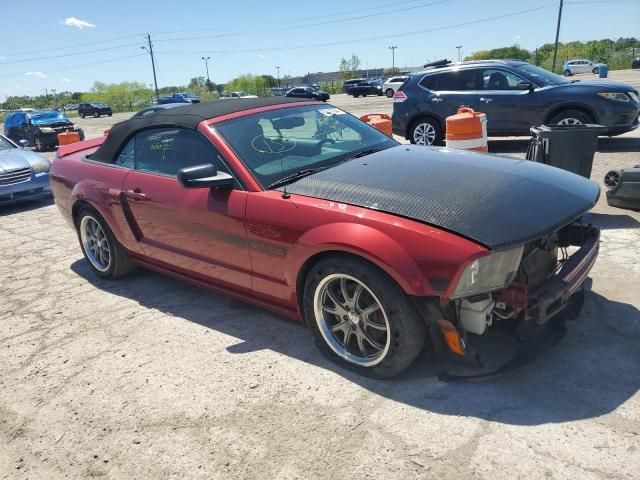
xmin=392 ymin=59 xmax=640 ymax=146
xmin=0 ymin=134 xmax=51 ymax=206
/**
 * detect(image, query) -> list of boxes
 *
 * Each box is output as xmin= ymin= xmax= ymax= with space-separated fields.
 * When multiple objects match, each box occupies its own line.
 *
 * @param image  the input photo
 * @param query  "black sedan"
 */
xmin=346 ymin=81 xmax=383 ymax=98
xmin=285 ymin=87 xmax=330 ymax=101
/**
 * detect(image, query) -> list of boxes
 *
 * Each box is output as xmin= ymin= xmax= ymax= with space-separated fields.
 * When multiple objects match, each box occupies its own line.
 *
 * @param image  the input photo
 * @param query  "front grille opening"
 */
xmin=0 ymin=168 xmax=31 ymax=185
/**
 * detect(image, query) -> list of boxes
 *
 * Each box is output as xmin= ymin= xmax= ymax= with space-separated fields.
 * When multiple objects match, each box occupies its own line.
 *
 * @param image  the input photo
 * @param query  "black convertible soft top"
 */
xmin=90 ymin=97 xmax=311 ymax=163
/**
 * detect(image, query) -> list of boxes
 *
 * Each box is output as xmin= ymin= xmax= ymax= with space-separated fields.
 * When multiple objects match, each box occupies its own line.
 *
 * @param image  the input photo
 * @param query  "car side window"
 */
xmin=435 ymin=69 xmax=478 ymax=91
xmin=114 ymin=128 xmax=228 ymax=177
xmin=480 ymin=69 xmax=528 ymax=90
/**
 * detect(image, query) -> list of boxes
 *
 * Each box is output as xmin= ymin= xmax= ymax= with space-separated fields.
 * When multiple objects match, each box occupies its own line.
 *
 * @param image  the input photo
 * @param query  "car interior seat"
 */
xmin=487 ymin=72 xmax=509 ymax=90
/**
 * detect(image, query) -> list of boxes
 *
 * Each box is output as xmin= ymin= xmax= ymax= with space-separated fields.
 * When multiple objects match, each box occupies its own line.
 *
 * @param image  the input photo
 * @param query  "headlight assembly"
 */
xmin=451 ymin=245 xmax=524 ymax=299
xmin=38 ymin=127 xmax=55 ymax=133
xmin=597 ymin=92 xmax=631 ymax=102
xmin=31 ymin=159 xmax=51 ymax=174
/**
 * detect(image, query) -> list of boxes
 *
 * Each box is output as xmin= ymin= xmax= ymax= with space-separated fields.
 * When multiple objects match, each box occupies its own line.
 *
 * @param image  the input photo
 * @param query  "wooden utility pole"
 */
xmin=552 ymin=0 xmax=564 ymax=72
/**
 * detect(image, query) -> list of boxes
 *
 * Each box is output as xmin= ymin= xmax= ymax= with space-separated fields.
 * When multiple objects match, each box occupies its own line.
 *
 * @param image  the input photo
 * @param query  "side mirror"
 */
xmin=516 ymin=81 xmax=534 ymax=91
xmin=18 ymin=139 xmax=29 ymax=148
xmin=177 ymin=163 xmax=235 ymax=189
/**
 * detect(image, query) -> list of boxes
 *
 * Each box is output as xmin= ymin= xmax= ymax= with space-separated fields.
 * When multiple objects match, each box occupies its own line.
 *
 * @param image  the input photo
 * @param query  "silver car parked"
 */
xmin=0 ymin=134 xmax=51 ymax=206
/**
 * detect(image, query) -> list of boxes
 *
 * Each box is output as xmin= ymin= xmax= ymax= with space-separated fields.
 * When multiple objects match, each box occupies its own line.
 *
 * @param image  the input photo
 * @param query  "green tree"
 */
xmin=339 ymin=54 xmax=361 ymax=80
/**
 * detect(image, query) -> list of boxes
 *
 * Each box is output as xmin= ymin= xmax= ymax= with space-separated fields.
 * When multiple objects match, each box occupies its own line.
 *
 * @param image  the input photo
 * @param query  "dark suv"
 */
xmin=3 ymin=110 xmax=84 ymax=151
xmin=392 ymin=60 xmax=640 ymax=145
xmin=346 ymin=81 xmax=383 ymax=97
xmin=78 ymin=103 xmax=113 ymax=118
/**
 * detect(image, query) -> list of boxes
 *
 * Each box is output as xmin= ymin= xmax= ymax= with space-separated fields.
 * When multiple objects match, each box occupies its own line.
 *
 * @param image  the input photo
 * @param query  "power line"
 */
xmin=154 ymin=0 xmax=452 ymax=43
xmin=0 ymin=42 xmax=143 ymax=65
xmin=148 ymin=0 xmax=434 ymax=38
xmin=0 ymin=53 xmax=147 ymax=80
xmin=155 ymin=4 xmax=557 ymax=55
xmin=0 ymin=33 xmax=144 ymax=57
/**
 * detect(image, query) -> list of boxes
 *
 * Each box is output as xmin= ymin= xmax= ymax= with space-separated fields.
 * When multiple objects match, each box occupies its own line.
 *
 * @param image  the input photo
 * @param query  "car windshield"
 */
xmin=0 ymin=136 xmax=16 ymax=151
xmin=513 ymin=64 xmax=570 ymax=87
xmin=92 ymin=103 xmax=107 ymax=107
xmin=215 ymin=104 xmax=397 ymax=189
xmin=237 ymin=92 xmax=252 ymax=97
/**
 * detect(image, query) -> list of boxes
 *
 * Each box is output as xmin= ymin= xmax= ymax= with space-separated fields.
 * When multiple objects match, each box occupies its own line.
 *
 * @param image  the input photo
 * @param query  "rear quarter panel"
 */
xmin=49 ymin=140 xmax=138 ymax=250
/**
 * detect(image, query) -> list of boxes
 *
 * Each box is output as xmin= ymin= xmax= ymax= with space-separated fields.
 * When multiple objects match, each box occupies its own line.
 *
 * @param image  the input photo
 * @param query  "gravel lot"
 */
xmin=1 ymin=69 xmax=639 ymax=479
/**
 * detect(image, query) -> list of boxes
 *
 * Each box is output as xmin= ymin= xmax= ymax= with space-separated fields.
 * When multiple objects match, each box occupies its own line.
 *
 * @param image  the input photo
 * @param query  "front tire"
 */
xmin=94 ymin=111 xmax=99 ymax=118
xmin=592 ymin=67 xmax=599 ymax=74
xmin=303 ymin=256 xmax=426 ymax=378
xmin=385 ymin=88 xmax=394 ymax=98
xmin=549 ymin=109 xmax=593 ymax=126
xmin=76 ymin=207 xmax=135 ymax=279
xmin=409 ymin=117 xmax=444 ymax=146
xmin=564 ymin=69 xmax=572 ymax=76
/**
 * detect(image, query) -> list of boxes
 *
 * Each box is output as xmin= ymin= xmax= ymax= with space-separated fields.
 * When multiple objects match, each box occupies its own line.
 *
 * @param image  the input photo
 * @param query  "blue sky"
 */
xmin=1 ymin=0 xmax=638 ymax=98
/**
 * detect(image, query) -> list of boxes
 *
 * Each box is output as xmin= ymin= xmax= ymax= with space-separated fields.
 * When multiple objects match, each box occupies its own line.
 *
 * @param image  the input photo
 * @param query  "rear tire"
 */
xmin=385 ymin=88 xmax=394 ymax=98
xmin=94 ymin=111 xmax=99 ymax=118
xmin=303 ymin=255 xmax=427 ymax=378
xmin=80 ymin=113 xmax=85 ymax=119
xmin=409 ymin=117 xmax=444 ymax=146
xmin=549 ymin=109 xmax=594 ymax=126
xmin=76 ymin=206 xmax=136 ymax=279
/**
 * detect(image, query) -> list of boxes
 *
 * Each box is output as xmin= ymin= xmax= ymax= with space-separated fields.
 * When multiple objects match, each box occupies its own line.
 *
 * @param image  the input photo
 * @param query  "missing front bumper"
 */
xmin=436 ymin=223 xmax=600 ymax=381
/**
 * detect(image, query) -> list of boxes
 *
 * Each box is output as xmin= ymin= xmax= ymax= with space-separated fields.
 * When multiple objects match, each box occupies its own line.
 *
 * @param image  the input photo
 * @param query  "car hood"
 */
xmin=0 ymin=148 xmax=47 ymax=172
xmin=281 ymin=145 xmax=600 ymax=250
xmin=564 ymin=79 xmax=636 ymax=92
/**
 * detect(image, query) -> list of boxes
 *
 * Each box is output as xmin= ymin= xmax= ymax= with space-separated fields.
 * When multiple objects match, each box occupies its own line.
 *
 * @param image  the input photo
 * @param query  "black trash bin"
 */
xmin=526 ymin=124 xmax=606 ymax=178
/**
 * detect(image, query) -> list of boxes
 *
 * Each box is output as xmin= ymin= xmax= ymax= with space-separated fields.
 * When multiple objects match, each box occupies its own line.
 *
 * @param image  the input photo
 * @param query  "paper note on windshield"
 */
xmin=319 ymin=108 xmax=345 ymax=116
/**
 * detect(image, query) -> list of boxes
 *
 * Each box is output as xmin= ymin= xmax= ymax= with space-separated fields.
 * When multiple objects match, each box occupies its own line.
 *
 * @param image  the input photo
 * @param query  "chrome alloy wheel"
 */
xmin=413 ymin=122 xmax=436 ymax=145
xmin=80 ymin=215 xmax=111 ymax=272
xmin=313 ymin=274 xmax=390 ymax=367
xmin=557 ymin=117 xmax=583 ymax=125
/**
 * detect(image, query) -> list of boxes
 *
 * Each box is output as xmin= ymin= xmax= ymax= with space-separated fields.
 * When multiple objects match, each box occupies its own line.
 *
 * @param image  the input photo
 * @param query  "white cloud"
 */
xmin=61 ymin=78 xmax=71 ymax=82
xmin=62 ymin=16 xmax=96 ymax=29
xmin=25 ymin=71 xmax=47 ymax=78
xmin=258 ymin=54 xmax=267 ymax=59
xmin=515 ymin=35 xmax=521 ymax=40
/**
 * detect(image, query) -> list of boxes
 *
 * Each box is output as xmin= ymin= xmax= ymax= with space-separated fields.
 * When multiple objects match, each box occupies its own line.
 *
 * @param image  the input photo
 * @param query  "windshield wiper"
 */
xmin=267 ymin=148 xmax=386 ymax=190
xmin=267 ymin=166 xmax=331 ymax=190
xmin=341 ymin=147 xmax=384 ymax=162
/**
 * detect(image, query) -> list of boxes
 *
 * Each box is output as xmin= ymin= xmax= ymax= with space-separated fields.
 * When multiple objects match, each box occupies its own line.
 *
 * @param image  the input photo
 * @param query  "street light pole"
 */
xmin=388 ymin=46 xmax=398 ymax=74
xmin=275 ymin=66 xmax=281 ymax=87
xmin=201 ymin=56 xmax=211 ymax=85
xmin=456 ymin=45 xmax=463 ymax=62
xmin=141 ymin=33 xmax=159 ymax=102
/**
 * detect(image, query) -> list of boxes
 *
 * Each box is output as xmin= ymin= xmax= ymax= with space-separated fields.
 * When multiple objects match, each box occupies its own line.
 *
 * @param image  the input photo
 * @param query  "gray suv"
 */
xmin=392 ymin=60 xmax=640 ymax=146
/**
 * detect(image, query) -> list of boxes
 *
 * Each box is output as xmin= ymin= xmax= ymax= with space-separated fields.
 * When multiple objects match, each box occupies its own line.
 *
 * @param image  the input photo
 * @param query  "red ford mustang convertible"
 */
xmin=50 ymin=98 xmax=600 ymax=378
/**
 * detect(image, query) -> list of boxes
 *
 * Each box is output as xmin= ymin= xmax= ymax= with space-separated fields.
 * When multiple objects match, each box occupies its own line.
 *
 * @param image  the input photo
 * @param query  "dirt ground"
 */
xmin=1 ymin=70 xmax=639 ymax=479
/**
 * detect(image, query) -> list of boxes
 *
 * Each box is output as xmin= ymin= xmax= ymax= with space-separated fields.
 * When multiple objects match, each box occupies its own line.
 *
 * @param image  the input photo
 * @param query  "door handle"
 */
xmin=126 ymin=189 xmax=147 ymax=201
xmin=480 ymin=97 xmax=493 ymax=103
xmin=431 ymin=97 xmax=443 ymax=103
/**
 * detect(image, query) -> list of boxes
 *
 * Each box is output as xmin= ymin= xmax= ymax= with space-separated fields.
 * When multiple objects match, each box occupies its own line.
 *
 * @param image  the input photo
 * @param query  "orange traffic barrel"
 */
xmin=445 ymin=107 xmax=488 ymax=152
xmin=57 ymin=131 xmax=81 ymax=146
xmin=360 ymin=113 xmax=392 ymax=137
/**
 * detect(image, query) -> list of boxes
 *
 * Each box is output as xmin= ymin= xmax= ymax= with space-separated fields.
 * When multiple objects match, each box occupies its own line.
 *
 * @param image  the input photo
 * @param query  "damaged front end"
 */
xmin=433 ymin=220 xmax=599 ymax=380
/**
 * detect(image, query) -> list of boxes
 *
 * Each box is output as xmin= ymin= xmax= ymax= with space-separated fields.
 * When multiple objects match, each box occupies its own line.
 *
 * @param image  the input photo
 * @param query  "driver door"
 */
xmin=477 ymin=68 xmax=543 ymax=134
xmin=119 ymin=127 xmax=252 ymax=289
